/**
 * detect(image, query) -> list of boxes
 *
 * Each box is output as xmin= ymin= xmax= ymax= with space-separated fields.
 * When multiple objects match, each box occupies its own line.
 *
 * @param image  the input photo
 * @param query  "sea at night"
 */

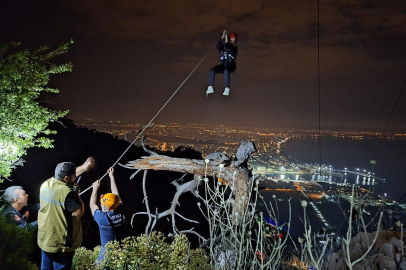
xmin=282 ymin=136 xmax=406 ymax=201
xmin=256 ymin=136 xmax=406 ymax=249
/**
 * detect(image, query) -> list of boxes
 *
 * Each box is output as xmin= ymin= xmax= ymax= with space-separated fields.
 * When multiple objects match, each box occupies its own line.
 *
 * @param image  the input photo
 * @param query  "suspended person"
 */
xmin=206 ymin=30 xmax=238 ymax=96
xmin=90 ymin=167 xmax=125 ymax=264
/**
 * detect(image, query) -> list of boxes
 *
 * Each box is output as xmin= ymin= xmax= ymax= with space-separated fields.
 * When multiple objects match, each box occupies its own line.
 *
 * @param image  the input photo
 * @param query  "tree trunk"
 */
xmin=127 ymin=140 xmax=259 ymax=221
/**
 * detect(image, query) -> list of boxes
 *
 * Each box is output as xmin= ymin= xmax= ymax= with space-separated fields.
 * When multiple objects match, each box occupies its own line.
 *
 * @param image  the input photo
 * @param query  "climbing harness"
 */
xmin=220 ymin=51 xmax=235 ymax=62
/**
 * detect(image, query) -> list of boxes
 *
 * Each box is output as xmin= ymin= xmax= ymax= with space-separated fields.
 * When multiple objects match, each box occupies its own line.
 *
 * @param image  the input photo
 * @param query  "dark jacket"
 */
xmin=1 ymin=204 xmax=37 ymax=230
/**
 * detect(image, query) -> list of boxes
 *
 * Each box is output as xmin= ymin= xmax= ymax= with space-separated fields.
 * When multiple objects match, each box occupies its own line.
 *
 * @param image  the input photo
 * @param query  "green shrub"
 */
xmin=73 ymin=232 xmax=210 ymax=270
xmin=0 ymin=213 xmax=38 ymax=270
xmin=72 ymin=246 xmax=100 ymax=270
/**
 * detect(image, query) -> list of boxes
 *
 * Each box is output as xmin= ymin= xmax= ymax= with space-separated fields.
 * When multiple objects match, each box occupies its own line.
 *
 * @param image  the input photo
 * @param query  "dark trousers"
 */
xmin=41 ymin=249 xmax=74 ymax=270
xmin=209 ymin=63 xmax=236 ymax=88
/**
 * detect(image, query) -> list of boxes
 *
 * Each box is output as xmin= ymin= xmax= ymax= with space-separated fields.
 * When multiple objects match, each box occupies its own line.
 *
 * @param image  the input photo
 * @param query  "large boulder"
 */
xmin=370 ymin=230 xmax=397 ymax=251
xmin=325 ymin=230 xmax=404 ymax=270
xmin=372 ymin=253 xmax=397 ymax=270
xmin=381 ymin=243 xmax=396 ymax=259
xmin=349 ymin=232 xmax=371 ymax=261
xmin=326 ymin=252 xmax=347 ymax=270
xmin=390 ymin=237 xmax=403 ymax=252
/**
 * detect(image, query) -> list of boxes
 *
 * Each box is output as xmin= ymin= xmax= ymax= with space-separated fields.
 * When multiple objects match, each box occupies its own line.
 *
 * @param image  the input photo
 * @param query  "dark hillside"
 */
xmin=6 ymin=118 xmax=208 ymax=250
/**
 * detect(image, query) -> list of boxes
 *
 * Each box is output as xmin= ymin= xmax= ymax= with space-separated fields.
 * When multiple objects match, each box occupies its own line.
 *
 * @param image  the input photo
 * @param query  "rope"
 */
xmin=225 ymin=0 xmax=233 ymax=29
xmin=386 ymin=79 xmax=406 ymax=202
xmin=79 ymin=49 xmax=212 ymax=196
xmin=364 ymin=78 xmax=406 ymax=201
xmin=336 ymin=217 xmax=346 ymax=234
xmin=380 ymin=79 xmax=405 ymax=140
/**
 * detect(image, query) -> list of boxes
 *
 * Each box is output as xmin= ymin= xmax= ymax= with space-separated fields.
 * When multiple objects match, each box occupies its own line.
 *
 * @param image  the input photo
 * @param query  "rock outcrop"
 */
xmin=326 ymin=230 xmax=405 ymax=270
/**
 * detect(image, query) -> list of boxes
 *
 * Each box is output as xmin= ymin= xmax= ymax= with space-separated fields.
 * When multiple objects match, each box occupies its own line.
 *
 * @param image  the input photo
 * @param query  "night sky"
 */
xmin=2 ymin=0 xmax=406 ymax=132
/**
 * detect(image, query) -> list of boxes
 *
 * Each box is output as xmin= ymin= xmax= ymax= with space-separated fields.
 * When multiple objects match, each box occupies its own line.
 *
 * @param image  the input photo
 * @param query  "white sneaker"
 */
xmin=206 ymin=86 xmax=214 ymax=96
xmin=223 ymin=87 xmax=230 ymax=96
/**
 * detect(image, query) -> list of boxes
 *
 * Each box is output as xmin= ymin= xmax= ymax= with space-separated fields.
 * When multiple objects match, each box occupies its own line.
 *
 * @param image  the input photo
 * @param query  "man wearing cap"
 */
xmin=38 ymin=157 xmax=95 ymax=270
xmin=90 ymin=167 xmax=125 ymax=263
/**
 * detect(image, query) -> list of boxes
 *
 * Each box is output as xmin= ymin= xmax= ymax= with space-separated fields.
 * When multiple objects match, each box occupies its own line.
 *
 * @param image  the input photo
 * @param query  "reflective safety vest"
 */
xmin=38 ymin=178 xmax=82 ymax=253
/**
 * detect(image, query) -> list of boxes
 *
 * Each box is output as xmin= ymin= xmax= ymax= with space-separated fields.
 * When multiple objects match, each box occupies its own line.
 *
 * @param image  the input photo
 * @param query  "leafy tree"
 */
xmin=0 ymin=40 xmax=73 ymax=182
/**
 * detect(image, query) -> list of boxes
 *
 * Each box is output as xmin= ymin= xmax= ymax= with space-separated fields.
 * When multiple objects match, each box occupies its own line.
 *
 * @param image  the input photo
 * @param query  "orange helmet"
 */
xmin=100 ymin=193 xmax=120 ymax=210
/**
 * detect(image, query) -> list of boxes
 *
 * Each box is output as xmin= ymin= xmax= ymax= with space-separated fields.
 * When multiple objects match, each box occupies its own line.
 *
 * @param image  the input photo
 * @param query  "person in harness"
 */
xmin=206 ymin=30 xmax=238 ymax=96
xmin=90 ymin=167 xmax=126 ymax=263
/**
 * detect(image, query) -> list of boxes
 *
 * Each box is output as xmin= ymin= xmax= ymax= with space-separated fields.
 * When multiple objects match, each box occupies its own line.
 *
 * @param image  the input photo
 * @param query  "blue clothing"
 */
xmin=94 ymin=208 xmax=125 ymax=262
xmin=209 ymin=66 xmax=231 ymax=88
xmin=209 ymin=38 xmax=238 ymax=87
xmin=41 ymin=249 xmax=74 ymax=270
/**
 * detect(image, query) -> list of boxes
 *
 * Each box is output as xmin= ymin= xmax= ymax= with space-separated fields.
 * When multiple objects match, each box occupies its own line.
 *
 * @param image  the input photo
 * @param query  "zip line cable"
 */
xmin=79 ymin=49 xmax=212 ymax=196
xmin=316 ymin=0 xmax=326 ymax=230
xmin=317 ymin=0 xmax=322 ymax=172
xmin=226 ymin=0 xmax=233 ymax=28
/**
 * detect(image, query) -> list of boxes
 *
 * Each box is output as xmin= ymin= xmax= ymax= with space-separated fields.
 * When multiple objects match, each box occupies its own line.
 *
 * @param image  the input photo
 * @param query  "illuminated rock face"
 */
xmin=326 ymin=230 xmax=403 ymax=270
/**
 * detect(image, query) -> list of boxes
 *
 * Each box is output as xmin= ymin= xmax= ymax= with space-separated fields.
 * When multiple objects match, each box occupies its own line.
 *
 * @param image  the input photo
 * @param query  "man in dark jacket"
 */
xmin=206 ymin=30 xmax=238 ymax=96
xmin=1 ymin=186 xmax=38 ymax=229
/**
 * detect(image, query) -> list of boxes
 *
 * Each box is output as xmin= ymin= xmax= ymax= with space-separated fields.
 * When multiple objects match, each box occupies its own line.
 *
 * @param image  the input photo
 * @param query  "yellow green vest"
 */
xmin=38 ymin=178 xmax=82 ymax=253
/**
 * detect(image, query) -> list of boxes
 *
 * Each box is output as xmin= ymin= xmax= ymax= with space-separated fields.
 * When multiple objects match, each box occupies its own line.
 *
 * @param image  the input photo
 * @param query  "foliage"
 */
xmin=72 ymin=232 xmax=210 ymax=270
xmin=0 ymin=41 xmax=72 ymax=181
xmin=72 ymin=246 xmax=100 ymax=270
xmin=0 ymin=212 xmax=38 ymax=270
xmin=197 ymin=175 xmax=291 ymax=270
xmin=297 ymin=185 xmax=387 ymax=270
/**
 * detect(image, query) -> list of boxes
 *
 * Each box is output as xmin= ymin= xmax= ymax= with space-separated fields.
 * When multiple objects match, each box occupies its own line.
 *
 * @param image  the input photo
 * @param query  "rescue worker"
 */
xmin=1 ymin=186 xmax=38 ymax=229
xmin=206 ymin=30 xmax=238 ymax=96
xmin=38 ymin=157 xmax=95 ymax=270
xmin=90 ymin=167 xmax=125 ymax=264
